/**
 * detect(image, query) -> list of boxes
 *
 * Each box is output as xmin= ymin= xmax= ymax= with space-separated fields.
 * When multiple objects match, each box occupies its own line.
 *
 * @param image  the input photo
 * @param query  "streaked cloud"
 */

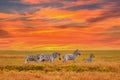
xmin=65 ymin=3 xmax=103 ymax=11
xmin=0 ymin=0 xmax=119 ymax=50
xmin=87 ymin=10 xmax=120 ymax=23
xmin=0 ymin=29 xmax=11 ymax=38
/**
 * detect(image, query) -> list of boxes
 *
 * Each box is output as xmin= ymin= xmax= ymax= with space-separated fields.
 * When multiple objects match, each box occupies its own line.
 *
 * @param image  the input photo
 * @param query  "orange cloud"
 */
xmin=21 ymin=0 xmax=58 ymax=4
xmin=21 ymin=0 xmax=40 ymax=4
xmin=0 ymin=0 xmax=120 ymax=50
xmin=0 ymin=12 xmax=21 ymax=19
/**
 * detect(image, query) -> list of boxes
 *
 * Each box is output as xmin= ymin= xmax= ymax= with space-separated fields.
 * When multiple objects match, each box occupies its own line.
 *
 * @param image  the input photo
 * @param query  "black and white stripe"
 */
xmin=39 ymin=52 xmax=61 ymax=63
xmin=63 ymin=49 xmax=81 ymax=63
xmin=86 ymin=54 xmax=95 ymax=62
xmin=25 ymin=55 xmax=39 ymax=63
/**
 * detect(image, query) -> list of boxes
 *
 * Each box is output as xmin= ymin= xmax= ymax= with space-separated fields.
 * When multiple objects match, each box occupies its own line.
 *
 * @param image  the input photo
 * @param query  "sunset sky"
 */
xmin=0 ymin=0 xmax=120 ymax=50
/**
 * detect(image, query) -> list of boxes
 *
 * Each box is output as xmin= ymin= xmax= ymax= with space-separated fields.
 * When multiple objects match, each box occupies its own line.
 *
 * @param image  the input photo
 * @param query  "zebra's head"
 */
xmin=52 ymin=52 xmax=61 ymax=60
xmin=36 ymin=55 xmax=40 ymax=59
xmin=90 ymin=54 xmax=95 ymax=58
xmin=74 ymin=49 xmax=81 ymax=56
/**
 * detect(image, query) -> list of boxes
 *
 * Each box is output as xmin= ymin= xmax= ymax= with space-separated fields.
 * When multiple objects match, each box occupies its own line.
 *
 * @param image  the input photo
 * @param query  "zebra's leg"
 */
xmin=63 ymin=57 xmax=67 ymax=63
xmin=39 ymin=58 xmax=44 ymax=63
xmin=86 ymin=58 xmax=89 ymax=62
xmin=73 ymin=58 xmax=76 ymax=63
xmin=86 ymin=58 xmax=91 ymax=62
xmin=25 ymin=56 xmax=28 ymax=64
xmin=85 ymin=58 xmax=88 ymax=62
xmin=25 ymin=58 xmax=29 ymax=64
xmin=85 ymin=60 xmax=88 ymax=63
xmin=25 ymin=60 xmax=27 ymax=64
xmin=40 ymin=60 xmax=45 ymax=63
xmin=34 ymin=60 xmax=38 ymax=63
xmin=50 ymin=58 xmax=54 ymax=63
xmin=89 ymin=59 xmax=92 ymax=62
xmin=34 ymin=58 xmax=39 ymax=63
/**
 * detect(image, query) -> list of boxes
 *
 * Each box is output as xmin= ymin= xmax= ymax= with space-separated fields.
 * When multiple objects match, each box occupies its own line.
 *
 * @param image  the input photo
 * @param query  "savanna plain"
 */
xmin=0 ymin=50 xmax=120 ymax=80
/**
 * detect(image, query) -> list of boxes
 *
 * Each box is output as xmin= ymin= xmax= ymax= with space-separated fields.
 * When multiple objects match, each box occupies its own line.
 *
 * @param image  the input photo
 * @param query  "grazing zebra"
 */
xmin=63 ymin=49 xmax=81 ymax=63
xmin=25 ymin=55 xmax=40 ymax=63
xmin=39 ymin=52 xmax=61 ymax=63
xmin=86 ymin=54 xmax=95 ymax=62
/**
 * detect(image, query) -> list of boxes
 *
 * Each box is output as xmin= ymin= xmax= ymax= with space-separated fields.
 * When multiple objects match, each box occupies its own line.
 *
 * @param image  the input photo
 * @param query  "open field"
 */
xmin=0 ymin=50 xmax=120 ymax=80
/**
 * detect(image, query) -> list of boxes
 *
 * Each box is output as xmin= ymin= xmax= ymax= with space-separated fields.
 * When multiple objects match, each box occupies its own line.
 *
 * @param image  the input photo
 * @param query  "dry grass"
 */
xmin=0 ymin=71 xmax=119 ymax=80
xmin=0 ymin=50 xmax=120 ymax=80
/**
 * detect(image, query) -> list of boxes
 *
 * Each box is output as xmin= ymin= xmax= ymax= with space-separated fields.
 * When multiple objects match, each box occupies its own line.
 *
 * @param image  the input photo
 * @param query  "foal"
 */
xmin=86 ymin=54 xmax=95 ymax=62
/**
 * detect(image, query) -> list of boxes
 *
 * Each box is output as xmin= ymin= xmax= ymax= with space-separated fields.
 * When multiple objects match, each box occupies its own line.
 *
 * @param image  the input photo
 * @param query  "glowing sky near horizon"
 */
xmin=0 ymin=0 xmax=120 ymax=50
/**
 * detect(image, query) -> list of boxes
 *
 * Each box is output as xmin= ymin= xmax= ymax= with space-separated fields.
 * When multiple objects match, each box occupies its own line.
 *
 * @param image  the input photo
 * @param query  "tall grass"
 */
xmin=0 ymin=50 xmax=120 ymax=80
xmin=0 ymin=63 xmax=119 ymax=72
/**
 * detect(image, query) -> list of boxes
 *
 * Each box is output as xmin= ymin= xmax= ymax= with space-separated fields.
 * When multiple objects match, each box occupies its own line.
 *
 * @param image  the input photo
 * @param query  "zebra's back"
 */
xmin=25 ymin=55 xmax=39 ymax=63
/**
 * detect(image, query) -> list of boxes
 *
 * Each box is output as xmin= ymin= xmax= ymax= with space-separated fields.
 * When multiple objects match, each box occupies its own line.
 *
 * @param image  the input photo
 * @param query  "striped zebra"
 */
xmin=63 ymin=49 xmax=81 ymax=63
xmin=86 ymin=54 xmax=95 ymax=62
xmin=39 ymin=52 xmax=61 ymax=63
xmin=25 ymin=55 xmax=40 ymax=63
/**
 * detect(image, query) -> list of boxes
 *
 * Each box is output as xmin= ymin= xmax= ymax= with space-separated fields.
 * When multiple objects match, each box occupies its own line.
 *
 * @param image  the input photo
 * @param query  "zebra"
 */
xmin=39 ymin=52 xmax=61 ymax=63
xmin=25 ymin=55 xmax=40 ymax=63
xmin=85 ymin=54 xmax=95 ymax=62
xmin=63 ymin=49 xmax=81 ymax=63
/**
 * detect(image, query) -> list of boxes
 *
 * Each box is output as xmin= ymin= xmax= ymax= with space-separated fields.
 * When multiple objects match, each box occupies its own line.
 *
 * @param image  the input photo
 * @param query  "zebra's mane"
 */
xmin=73 ymin=49 xmax=80 ymax=55
xmin=52 ymin=52 xmax=60 ymax=58
xmin=90 ymin=54 xmax=94 ymax=58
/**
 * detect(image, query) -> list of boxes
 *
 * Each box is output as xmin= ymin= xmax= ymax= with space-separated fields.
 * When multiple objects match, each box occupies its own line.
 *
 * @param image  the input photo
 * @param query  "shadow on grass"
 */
xmin=0 ymin=64 xmax=118 ymax=72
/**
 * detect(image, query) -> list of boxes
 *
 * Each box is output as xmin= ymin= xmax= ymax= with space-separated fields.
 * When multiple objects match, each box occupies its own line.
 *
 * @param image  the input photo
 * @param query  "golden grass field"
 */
xmin=0 ymin=50 xmax=120 ymax=80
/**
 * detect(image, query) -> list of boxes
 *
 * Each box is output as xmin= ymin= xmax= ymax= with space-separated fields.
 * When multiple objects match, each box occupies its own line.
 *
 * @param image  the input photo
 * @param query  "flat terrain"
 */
xmin=0 ymin=50 xmax=120 ymax=80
